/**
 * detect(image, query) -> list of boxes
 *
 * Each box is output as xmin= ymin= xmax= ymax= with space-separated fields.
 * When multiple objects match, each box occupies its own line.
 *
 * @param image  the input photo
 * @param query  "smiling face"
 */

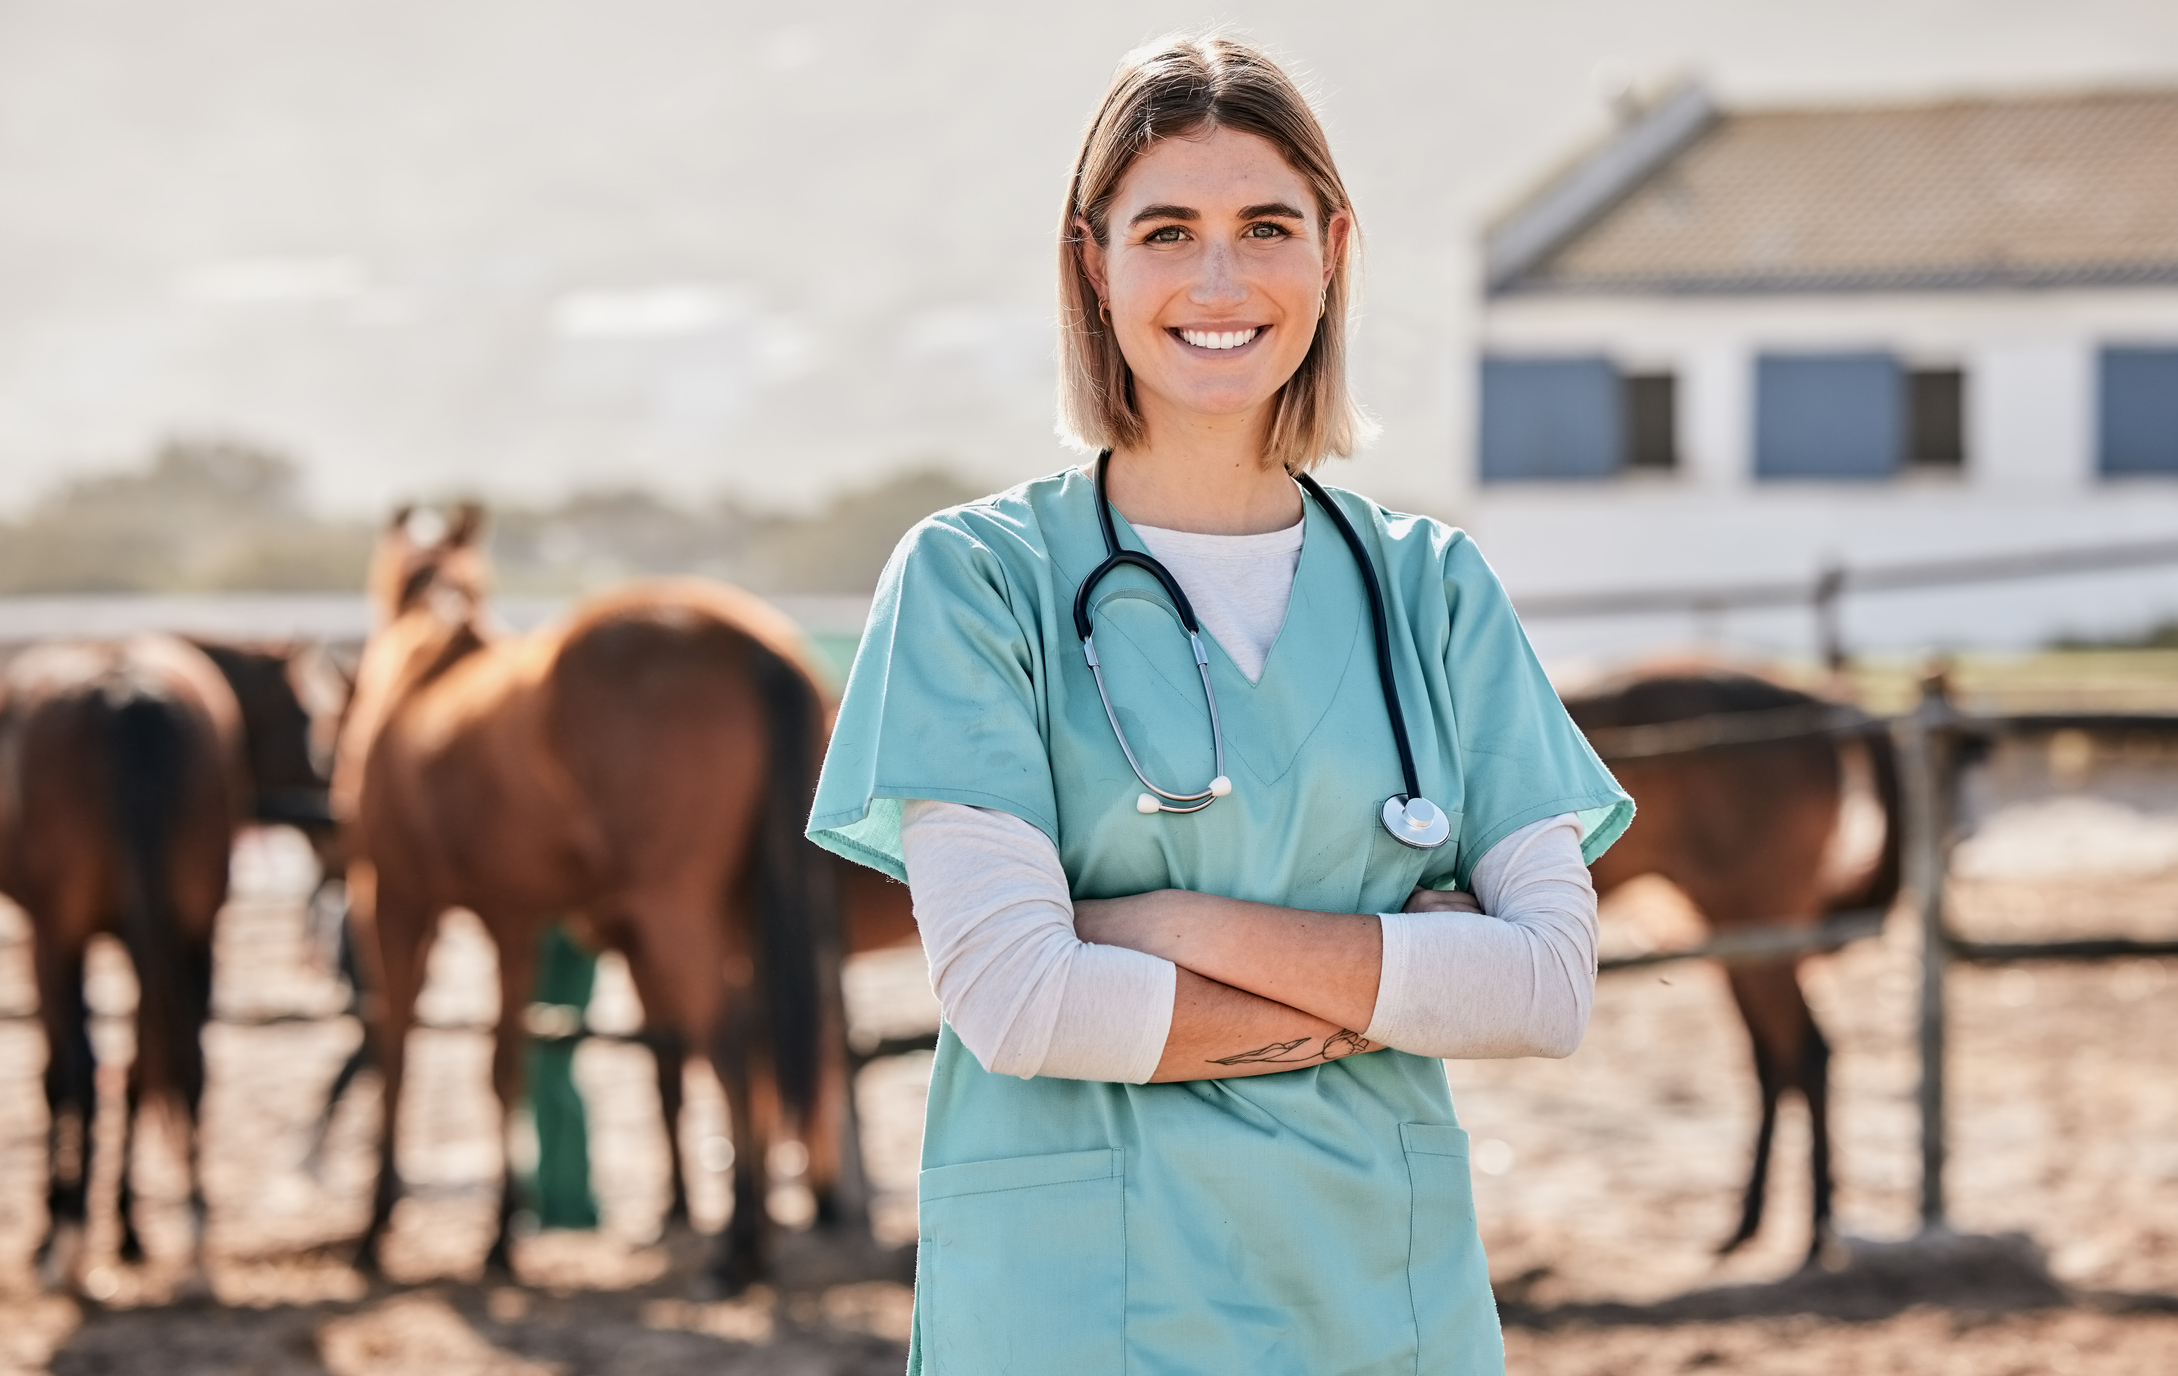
xmin=1080 ymin=124 xmax=1350 ymax=448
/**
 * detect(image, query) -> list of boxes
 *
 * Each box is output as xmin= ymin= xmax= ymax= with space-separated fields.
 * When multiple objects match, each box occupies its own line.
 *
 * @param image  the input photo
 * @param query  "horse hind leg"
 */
xmin=647 ymin=1027 xmax=692 ymax=1230
xmin=705 ymin=998 xmax=775 ymax=1298
xmin=116 ymin=935 xmax=214 ymax=1277
xmin=804 ymin=1025 xmax=870 ymax=1238
xmin=482 ymin=913 xmax=545 ymax=1278
xmin=115 ymin=1071 xmax=145 ymax=1264
xmin=1720 ymin=1030 xmax=1784 ymax=1256
xmin=1802 ymin=1011 xmax=1836 ymax=1267
xmin=1718 ymin=960 xmax=1815 ymax=1257
xmin=347 ymin=871 xmax=435 ymax=1277
xmin=34 ymin=942 xmax=95 ymax=1290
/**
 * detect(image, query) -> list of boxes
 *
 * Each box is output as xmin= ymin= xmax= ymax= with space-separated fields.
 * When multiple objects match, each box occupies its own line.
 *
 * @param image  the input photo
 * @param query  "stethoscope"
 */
xmin=1072 ymin=450 xmax=1451 ymax=851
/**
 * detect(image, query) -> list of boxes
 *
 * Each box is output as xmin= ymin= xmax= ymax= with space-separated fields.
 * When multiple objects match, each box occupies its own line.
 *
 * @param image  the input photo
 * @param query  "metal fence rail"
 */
xmin=1 ymin=692 xmax=2172 ymax=1240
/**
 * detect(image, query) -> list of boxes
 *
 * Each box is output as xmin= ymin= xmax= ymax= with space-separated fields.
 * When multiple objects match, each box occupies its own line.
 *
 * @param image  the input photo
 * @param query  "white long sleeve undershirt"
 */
xmin=899 ymin=803 xmax=1595 ymax=1081
xmin=894 ymin=502 xmax=1601 ymax=1082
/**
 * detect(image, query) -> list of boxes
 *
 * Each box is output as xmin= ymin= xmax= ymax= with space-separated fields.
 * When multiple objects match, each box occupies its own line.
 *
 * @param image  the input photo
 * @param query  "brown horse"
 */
xmin=0 ymin=635 xmax=248 ymax=1291
xmin=1564 ymin=668 xmax=1901 ymax=1264
xmin=336 ymin=505 xmax=853 ymax=1291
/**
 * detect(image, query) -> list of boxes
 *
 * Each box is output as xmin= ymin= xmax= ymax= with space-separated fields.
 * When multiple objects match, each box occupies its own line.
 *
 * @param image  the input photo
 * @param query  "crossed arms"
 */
xmin=1073 ymin=886 xmax=1479 ymax=1081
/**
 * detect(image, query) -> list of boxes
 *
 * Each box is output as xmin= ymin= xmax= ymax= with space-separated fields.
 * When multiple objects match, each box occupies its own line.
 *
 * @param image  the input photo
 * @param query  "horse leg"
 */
xmin=706 ymin=995 xmax=775 ymax=1297
xmin=1719 ymin=1015 xmax=1783 ymax=1256
xmin=176 ymin=931 xmax=215 ymax=1287
xmin=804 ymin=1018 xmax=869 ymax=1236
xmin=1802 ymin=1010 xmax=1836 ymax=1265
xmin=647 ymin=1027 xmax=692 ymax=1230
xmin=483 ymin=914 xmax=544 ymax=1277
xmin=33 ymin=939 xmax=95 ymax=1289
xmin=349 ymin=869 xmax=435 ymax=1276
xmin=115 ymin=1069 xmax=145 ymax=1263
xmin=1718 ymin=960 xmax=1816 ymax=1258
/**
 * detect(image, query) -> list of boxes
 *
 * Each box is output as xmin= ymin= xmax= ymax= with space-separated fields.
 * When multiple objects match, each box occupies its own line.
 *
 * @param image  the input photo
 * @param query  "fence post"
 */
xmin=1897 ymin=671 xmax=1958 ymax=1234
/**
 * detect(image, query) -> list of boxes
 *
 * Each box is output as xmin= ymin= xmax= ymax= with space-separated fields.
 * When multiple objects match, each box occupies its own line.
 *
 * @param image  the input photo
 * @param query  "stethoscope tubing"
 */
xmin=1077 ymin=450 xmax=1441 ymax=844
xmin=1290 ymin=469 xmax=1425 ymax=809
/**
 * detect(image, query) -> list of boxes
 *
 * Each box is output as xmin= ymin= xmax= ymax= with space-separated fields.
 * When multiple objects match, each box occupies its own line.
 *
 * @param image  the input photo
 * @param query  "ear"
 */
xmin=1322 ymin=208 xmax=1352 ymax=290
xmin=445 ymin=501 xmax=486 ymax=548
xmin=1075 ymin=217 xmax=1110 ymax=309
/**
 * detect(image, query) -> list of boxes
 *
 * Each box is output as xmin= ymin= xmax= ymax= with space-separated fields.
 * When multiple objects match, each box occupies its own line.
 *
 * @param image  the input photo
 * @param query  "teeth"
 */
xmin=1179 ymin=328 xmax=1259 ymax=350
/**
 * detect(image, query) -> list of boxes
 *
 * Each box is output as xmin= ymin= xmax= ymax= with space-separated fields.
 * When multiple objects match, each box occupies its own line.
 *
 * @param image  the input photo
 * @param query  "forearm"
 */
xmin=1366 ymin=815 xmax=1597 ymax=1060
xmin=1150 ymin=968 xmax=1378 ymax=1082
xmin=902 ymin=800 xmax=1174 ymax=1082
xmin=1074 ymin=889 xmax=1381 ymax=1030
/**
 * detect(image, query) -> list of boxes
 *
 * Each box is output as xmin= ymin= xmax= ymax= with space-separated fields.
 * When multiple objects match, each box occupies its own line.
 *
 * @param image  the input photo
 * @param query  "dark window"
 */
xmin=1479 ymin=357 xmax=1622 ymax=480
xmin=1624 ymin=374 xmax=1676 ymax=470
xmin=2099 ymin=347 xmax=2178 ymax=475
xmin=1754 ymin=353 xmax=1903 ymax=480
xmin=1906 ymin=369 xmax=1964 ymax=469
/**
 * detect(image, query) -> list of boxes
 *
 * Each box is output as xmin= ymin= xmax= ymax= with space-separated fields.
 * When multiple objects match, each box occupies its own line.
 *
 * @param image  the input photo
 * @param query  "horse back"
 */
xmin=1566 ymin=669 xmax=1845 ymax=919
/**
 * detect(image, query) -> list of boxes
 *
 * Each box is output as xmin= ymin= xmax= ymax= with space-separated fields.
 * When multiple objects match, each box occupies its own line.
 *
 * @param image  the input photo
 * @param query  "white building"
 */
xmin=1471 ymin=87 xmax=2178 ymax=661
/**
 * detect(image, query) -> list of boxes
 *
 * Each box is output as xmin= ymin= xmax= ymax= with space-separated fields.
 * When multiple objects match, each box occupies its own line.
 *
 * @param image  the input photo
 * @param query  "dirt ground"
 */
xmin=2 ymin=770 xmax=2175 ymax=1375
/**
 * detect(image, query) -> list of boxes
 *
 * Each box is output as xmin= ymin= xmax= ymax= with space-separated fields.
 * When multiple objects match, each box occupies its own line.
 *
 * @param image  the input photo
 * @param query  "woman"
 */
xmin=809 ymin=35 xmax=1632 ymax=1374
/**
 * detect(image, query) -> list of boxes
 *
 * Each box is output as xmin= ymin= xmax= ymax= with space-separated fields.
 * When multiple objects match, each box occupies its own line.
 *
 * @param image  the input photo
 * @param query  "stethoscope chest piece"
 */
xmin=1382 ymin=795 xmax=1451 ymax=850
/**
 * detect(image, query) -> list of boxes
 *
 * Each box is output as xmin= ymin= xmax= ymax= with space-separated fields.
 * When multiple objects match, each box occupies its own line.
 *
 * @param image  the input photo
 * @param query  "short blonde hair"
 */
xmin=1058 ymin=35 xmax=1373 ymax=473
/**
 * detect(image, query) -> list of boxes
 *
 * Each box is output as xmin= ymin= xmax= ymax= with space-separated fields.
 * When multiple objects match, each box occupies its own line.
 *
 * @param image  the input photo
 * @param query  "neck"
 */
xmin=330 ymin=608 xmax=484 ymax=817
xmin=1101 ymin=402 xmax=1303 ymax=536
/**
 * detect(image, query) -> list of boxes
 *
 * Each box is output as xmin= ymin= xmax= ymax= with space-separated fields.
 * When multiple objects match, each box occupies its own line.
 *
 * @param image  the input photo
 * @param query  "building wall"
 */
xmin=1470 ymin=287 xmax=2178 ymax=660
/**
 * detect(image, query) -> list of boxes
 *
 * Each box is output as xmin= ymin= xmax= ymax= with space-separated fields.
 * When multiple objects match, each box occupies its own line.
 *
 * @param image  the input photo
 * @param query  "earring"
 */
xmin=1098 ymin=300 xmax=1112 ymax=324
xmin=1318 ymin=292 xmax=1327 ymax=319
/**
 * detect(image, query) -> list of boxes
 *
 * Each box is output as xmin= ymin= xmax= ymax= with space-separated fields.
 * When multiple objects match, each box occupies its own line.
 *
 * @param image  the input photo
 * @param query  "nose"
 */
xmin=1188 ymin=240 xmax=1247 ymax=308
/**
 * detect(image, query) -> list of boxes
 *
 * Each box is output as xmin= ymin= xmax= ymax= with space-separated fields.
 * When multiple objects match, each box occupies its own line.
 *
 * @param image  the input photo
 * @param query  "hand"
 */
xmin=1404 ymin=887 xmax=1483 ymax=915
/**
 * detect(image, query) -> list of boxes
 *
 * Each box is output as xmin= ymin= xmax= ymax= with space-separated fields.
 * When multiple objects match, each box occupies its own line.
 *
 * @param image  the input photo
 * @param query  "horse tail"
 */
xmin=1828 ymin=724 xmax=1903 ymax=917
xmin=745 ymin=640 xmax=839 ymax=1132
xmin=104 ymin=683 xmax=211 ymax=1107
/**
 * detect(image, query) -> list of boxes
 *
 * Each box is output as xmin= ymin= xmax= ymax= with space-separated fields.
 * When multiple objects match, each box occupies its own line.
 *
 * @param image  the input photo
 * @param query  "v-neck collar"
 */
xmin=1058 ymin=475 xmax=1366 ymax=789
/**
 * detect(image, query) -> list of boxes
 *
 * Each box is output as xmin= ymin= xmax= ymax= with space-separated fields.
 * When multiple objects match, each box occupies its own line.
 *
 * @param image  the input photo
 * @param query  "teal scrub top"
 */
xmin=810 ymin=467 xmax=1631 ymax=1376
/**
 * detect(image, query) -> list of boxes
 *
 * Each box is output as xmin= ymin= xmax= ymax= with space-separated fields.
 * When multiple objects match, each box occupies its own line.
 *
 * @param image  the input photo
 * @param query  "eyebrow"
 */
xmin=1127 ymin=200 xmax=1312 ymax=228
xmin=1128 ymin=203 xmax=1197 ymax=226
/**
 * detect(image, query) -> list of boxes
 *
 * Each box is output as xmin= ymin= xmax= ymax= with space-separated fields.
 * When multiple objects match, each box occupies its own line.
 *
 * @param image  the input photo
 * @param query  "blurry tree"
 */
xmin=0 ymin=442 xmax=980 ymax=598
xmin=489 ymin=466 xmax=980 ymax=597
xmin=0 ymin=438 xmax=374 ymax=593
xmin=737 ymin=469 xmax=981 ymax=595
xmin=488 ymin=489 xmax=754 ymax=596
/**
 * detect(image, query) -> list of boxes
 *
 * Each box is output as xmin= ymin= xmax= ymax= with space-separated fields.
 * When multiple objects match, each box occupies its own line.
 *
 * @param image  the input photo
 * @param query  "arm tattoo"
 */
xmin=1209 ymin=1029 xmax=1377 ymax=1066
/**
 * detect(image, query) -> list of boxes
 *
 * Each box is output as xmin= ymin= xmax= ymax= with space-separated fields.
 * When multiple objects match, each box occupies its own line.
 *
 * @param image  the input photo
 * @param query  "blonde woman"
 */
xmin=810 ymin=35 xmax=1631 ymax=1373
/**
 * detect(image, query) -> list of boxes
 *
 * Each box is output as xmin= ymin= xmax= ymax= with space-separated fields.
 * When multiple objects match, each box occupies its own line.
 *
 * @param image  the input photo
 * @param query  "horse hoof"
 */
xmin=694 ymin=1253 xmax=768 ymax=1302
xmin=171 ymin=1261 xmax=216 ymax=1305
xmin=36 ymin=1224 xmax=87 ymax=1295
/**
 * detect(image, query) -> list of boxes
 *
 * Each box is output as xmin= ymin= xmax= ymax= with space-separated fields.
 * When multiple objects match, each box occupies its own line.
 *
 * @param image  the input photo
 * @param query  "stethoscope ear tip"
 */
xmin=1137 ymin=793 xmax=1161 ymax=814
xmin=1208 ymin=775 xmax=1233 ymax=797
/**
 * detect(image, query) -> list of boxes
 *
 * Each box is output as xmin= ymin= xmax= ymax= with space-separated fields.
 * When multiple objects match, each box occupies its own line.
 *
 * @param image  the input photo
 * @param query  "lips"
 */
xmin=1174 ymin=326 xmax=1262 ymax=350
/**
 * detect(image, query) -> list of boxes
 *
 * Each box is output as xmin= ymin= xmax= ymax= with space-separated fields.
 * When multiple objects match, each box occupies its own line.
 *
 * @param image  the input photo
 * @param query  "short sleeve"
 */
xmin=1443 ymin=534 xmax=1633 ymax=887
xmin=806 ymin=514 xmax=1058 ymax=882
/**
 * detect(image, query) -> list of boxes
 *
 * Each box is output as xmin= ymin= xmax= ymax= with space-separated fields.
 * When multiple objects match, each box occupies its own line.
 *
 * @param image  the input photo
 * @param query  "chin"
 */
xmin=1165 ymin=379 xmax=1280 ymax=418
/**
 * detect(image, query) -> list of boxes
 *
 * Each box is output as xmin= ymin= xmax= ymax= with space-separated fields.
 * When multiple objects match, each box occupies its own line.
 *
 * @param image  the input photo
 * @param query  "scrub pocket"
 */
xmin=917 ymin=1147 xmax=1125 ymax=1375
xmin=1401 ymin=1123 xmax=1505 ymax=1375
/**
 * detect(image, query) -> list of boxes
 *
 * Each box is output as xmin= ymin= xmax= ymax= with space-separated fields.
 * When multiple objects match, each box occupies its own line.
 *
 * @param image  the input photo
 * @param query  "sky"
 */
xmin=2 ymin=0 xmax=2175 ymax=521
